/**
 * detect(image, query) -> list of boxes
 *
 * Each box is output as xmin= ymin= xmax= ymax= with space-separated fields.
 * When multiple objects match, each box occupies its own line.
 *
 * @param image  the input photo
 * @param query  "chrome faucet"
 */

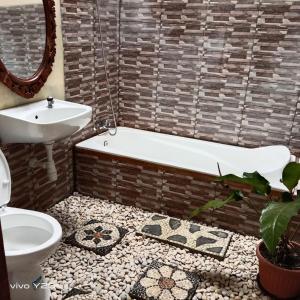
xmin=94 ymin=119 xmax=117 ymax=136
xmin=47 ymin=96 xmax=54 ymax=108
xmin=95 ymin=119 xmax=111 ymax=131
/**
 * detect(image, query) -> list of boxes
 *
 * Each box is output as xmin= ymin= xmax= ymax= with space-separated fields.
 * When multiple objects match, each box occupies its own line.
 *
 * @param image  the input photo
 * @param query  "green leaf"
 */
xmin=191 ymin=190 xmax=243 ymax=217
xmin=232 ymin=190 xmax=244 ymax=201
xmin=281 ymin=192 xmax=293 ymax=202
xmin=282 ymin=162 xmax=300 ymax=192
xmin=218 ymin=171 xmax=271 ymax=195
xmin=191 ymin=199 xmax=229 ymax=218
xmin=260 ymin=199 xmax=300 ymax=255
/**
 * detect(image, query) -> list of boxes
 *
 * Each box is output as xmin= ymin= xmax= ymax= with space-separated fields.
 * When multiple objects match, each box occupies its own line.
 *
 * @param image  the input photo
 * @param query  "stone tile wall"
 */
xmin=0 ymin=4 xmax=45 ymax=79
xmin=119 ymin=0 xmax=300 ymax=155
xmin=4 ymin=0 xmax=300 ymax=213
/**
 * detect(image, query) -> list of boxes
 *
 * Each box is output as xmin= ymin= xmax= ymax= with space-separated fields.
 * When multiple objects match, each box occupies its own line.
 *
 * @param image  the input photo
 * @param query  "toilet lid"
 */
xmin=0 ymin=149 xmax=11 ymax=207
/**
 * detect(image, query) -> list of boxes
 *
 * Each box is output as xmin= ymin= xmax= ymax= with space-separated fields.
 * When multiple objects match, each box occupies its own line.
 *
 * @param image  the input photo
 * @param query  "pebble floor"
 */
xmin=42 ymin=193 xmax=270 ymax=300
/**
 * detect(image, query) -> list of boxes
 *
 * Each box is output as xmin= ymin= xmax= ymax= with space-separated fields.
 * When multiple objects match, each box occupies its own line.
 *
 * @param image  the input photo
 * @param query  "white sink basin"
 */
xmin=0 ymin=99 xmax=92 ymax=144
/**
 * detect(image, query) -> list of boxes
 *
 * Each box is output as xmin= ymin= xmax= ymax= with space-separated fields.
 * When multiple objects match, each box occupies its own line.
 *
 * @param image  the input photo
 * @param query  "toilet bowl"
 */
xmin=0 ymin=149 xmax=62 ymax=300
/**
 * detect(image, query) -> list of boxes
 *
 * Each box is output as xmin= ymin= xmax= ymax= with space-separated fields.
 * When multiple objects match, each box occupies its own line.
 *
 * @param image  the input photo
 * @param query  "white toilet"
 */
xmin=0 ymin=149 xmax=62 ymax=300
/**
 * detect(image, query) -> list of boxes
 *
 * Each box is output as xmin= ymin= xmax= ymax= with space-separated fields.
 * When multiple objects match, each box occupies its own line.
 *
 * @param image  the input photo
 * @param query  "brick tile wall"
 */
xmin=3 ymin=0 xmax=300 ymax=217
xmin=119 ymin=0 xmax=300 ymax=155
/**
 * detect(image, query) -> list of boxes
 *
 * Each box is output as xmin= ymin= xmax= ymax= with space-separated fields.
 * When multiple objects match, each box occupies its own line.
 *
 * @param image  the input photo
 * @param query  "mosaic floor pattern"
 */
xmin=139 ymin=214 xmax=233 ymax=259
xmin=65 ymin=219 xmax=128 ymax=256
xmin=43 ymin=194 xmax=268 ymax=300
xmin=130 ymin=261 xmax=200 ymax=300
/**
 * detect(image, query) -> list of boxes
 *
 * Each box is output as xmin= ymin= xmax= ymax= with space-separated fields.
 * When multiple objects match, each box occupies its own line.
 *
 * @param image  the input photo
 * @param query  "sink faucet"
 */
xmin=47 ymin=96 xmax=54 ymax=108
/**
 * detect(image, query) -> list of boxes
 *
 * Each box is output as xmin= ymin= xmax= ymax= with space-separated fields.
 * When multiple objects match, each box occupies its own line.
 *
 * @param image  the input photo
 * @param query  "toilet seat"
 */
xmin=0 ymin=148 xmax=62 ymax=256
xmin=0 ymin=149 xmax=11 ymax=208
xmin=1 ymin=207 xmax=62 ymax=257
xmin=0 ymin=149 xmax=62 ymax=300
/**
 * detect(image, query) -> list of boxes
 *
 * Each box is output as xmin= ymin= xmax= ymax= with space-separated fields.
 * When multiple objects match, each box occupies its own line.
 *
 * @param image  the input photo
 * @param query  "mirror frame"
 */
xmin=0 ymin=0 xmax=56 ymax=99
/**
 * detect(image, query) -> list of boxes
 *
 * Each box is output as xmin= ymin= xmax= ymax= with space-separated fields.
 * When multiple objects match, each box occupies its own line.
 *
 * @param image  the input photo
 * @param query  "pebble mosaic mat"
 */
xmin=130 ymin=260 xmax=200 ymax=300
xmin=139 ymin=214 xmax=233 ymax=259
xmin=65 ymin=219 xmax=128 ymax=256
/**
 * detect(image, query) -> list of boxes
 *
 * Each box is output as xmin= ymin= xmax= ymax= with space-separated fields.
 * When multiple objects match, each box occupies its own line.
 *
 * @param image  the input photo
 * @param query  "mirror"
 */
xmin=0 ymin=1 xmax=46 ymax=79
xmin=0 ymin=0 xmax=56 ymax=99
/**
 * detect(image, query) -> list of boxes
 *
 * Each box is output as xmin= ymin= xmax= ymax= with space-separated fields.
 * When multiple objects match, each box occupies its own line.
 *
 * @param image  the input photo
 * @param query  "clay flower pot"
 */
xmin=256 ymin=241 xmax=300 ymax=299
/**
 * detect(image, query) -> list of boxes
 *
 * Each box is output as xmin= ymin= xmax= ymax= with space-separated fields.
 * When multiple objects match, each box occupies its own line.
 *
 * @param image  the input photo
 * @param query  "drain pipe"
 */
xmin=44 ymin=143 xmax=58 ymax=182
xmin=29 ymin=142 xmax=58 ymax=182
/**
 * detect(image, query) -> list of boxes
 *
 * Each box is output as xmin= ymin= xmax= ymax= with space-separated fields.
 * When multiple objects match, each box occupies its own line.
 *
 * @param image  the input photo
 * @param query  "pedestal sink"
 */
xmin=0 ymin=99 xmax=92 ymax=144
xmin=0 ymin=99 xmax=92 ymax=182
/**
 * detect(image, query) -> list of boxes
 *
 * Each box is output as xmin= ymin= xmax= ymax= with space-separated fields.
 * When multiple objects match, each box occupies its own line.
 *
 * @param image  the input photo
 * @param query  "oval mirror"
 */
xmin=0 ymin=0 xmax=56 ymax=99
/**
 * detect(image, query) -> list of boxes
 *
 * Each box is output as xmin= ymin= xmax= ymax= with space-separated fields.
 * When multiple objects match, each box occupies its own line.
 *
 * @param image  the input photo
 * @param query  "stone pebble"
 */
xmin=42 ymin=193 xmax=269 ymax=300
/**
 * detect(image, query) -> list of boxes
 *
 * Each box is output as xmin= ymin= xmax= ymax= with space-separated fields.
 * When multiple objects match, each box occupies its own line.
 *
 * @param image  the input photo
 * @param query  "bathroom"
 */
xmin=0 ymin=0 xmax=300 ymax=299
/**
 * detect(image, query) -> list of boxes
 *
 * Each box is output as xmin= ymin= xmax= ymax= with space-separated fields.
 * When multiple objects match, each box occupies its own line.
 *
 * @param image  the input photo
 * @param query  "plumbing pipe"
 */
xmin=29 ymin=143 xmax=58 ymax=182
xmin=44 ymin=143 xmax=58 ymax=182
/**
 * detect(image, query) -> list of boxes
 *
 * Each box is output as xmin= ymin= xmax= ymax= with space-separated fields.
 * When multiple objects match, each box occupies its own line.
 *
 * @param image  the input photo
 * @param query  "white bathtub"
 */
xmin=76 ymin=127 xmax=291 ymax=191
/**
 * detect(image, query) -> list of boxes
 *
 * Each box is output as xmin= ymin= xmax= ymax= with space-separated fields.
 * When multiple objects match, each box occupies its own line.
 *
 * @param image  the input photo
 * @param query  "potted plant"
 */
xmin=192 ymin=162 xmax=300 ymax=299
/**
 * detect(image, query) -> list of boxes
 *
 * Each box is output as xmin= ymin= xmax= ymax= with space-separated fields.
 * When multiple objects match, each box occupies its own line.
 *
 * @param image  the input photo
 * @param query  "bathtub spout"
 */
xmin=95 ymin=120 xmax=117 ymax=136
xmin=95 ymin=119 xmax=110 ymax=131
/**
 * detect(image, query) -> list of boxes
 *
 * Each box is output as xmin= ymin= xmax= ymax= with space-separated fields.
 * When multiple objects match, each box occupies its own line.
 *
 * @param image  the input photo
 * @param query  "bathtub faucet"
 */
xmin=96 ymin=119 xmax=111 ymax=131
xmin=95 ymin=119 xmax=117 ymax=136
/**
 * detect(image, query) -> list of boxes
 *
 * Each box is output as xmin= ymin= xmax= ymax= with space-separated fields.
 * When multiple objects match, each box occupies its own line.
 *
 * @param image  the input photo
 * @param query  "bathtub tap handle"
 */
xmin=95 ymin=119 xmax=111 ymax=131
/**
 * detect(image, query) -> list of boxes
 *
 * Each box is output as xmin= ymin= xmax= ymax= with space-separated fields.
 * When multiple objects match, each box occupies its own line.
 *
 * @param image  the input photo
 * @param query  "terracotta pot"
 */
xmin=256 ymin=241 xmax=300 ymax=299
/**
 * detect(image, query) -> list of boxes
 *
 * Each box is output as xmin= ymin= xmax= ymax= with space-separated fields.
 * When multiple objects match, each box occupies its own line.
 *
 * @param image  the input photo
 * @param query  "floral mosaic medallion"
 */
xmin=64 ymin=219 xmax=128 ymax=256
xmin=130 ymin=261 xmax=200 ymax=300
xmin=139 ymin=214 xmax=233 ymax=259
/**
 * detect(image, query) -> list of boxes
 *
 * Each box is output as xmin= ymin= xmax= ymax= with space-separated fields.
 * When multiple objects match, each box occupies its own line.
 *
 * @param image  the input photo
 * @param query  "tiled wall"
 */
xmin=62 ymin=0 xmax=119 ymax=130
xmin=4 ymin=0 xmax=300 ymax=213
xmin=0 ymin=5 xmax=68 ymax=211
xmin=2 ymin=0 xmax=119 ymax=210
xmin=0 ymin=4 xmax=45 ymax=79
xmin=75 ymin=0 xmax=300 ymax=239
xmin=118 ymin=0 xmax=300 ymax=155
xmin=2 ymin=143 xmax=72 ymax=210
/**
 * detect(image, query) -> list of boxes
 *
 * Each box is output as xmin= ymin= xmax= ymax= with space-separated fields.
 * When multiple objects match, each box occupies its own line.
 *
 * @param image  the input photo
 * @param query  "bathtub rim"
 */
xmin=76 ymin=127 xmax=291 ymax=192
xmin=77 ymin=127 xmax=291 ymax=177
